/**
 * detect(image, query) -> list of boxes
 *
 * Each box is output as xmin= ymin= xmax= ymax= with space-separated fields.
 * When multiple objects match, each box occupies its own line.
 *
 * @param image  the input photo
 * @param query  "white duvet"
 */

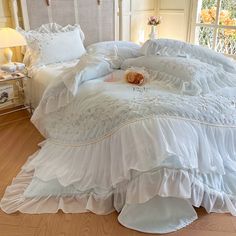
xmin=25 ymin=60 xmax=80 ymax=108
xmin=1 ymin=39 xmax=236 ymax=234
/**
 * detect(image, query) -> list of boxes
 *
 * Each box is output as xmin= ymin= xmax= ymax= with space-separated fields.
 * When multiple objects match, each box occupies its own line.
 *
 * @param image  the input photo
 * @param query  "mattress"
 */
xmin=25 ymin=60 xmax=79 ymax=109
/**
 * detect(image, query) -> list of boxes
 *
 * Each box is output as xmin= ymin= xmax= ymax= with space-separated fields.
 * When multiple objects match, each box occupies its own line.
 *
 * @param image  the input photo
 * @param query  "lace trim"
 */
xmin=1 ymin=166 xmax=236 ymax=216
xmin=48 ymin=115 xmax=236 ymax=147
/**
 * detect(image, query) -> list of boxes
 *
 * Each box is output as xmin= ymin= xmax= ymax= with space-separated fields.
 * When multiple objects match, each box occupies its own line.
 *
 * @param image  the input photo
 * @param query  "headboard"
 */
xmin=10 ymin=0 xmax=123 ymax=46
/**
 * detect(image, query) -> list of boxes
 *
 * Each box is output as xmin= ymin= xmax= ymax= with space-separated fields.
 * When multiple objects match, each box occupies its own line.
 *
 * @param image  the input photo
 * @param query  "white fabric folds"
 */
xmin=1 ymin=117 xmax=236 ymax=233
xmin=141 ymin=39 xmax=236 ymax=73
xmin=121 ymin=56 xmax=236 ymax=95
xmin=1 ymin=40 xmax=236 ymax=234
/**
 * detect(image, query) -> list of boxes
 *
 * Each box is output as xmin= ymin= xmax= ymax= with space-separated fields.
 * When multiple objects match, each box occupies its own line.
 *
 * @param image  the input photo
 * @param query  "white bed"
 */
xmin=2 ymin=1 xmax=236 ymax=234
xmin=1 ymin=37 xmax=236 ymax=234
xmin=25 ymin=60 xmax=79 ymax=109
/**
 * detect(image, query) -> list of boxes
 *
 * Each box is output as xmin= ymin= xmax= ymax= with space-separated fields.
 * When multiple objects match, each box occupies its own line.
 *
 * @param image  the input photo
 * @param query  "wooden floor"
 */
xmin=0 ymin=111 xmax=236 ymax=236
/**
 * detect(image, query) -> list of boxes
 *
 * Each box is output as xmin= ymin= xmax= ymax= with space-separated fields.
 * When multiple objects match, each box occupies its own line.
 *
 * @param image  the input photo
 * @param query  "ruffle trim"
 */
xmin=31 ymin=54 xmax=115 ymax=131
xmin=31 ymin=86 xmax=74 ymax=136
xmin=23 ymin=117 xmax=236 ymax=189
xmin=1 ymin=165 xmax=236 ymax=216
xmin=17 ymin=23 xmax=85 ymax=43
xmin=126 ymin=168 xmax=236 ymax=215
xmin=0 ymin=169 xmax=115 ymax=214
xmin=141 ymin=39 xmax=236 ymax=73
xmin=149 ymin=68 xmax=236 ymax=96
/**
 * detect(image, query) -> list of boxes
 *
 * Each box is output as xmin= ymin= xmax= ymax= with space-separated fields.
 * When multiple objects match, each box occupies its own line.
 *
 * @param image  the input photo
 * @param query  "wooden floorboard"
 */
xmin=0 ymin=111 xmax=235 ymax=236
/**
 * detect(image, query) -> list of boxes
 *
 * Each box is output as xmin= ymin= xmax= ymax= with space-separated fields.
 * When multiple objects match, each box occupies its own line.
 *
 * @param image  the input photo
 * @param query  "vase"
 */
xmin=149 ymin=25 xmax=158 ymax=40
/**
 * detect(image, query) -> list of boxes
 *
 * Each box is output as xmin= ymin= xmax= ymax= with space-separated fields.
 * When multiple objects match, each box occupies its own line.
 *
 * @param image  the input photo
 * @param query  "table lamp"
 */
xmin=0 ymin=27 xmax=27 ymax=72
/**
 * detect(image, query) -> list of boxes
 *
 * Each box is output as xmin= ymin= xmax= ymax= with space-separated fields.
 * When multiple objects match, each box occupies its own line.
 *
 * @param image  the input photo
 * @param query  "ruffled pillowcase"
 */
xmin=18 ymin=23 xmax=86 ymax=67
xmin=141 ymin=39 xmax=236 ymax=74
xmin=121 ymin=56 xmax=236 ymax=95
xmin=86 ymin=41 xmax=142 ymax=69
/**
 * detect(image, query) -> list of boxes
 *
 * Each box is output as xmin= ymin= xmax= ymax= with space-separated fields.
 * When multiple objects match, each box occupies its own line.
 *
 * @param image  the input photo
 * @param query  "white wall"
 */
xmin=157 ymin=0 xmax=191 ymax=42
xmin=1 ymin=0 xmax=192 ymax=63
xmin=121 ymin=0 xmax=192 ymax=43
xmin=121 ymin=0 xmax=158 ymax=43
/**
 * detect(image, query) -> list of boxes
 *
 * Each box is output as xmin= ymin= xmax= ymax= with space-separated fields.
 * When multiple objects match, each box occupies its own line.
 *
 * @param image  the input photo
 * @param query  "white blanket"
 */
xmin=1 ymin=40 xmax=236 ymax=234
xmin=25 ymin=60 xmax=79 ymax=108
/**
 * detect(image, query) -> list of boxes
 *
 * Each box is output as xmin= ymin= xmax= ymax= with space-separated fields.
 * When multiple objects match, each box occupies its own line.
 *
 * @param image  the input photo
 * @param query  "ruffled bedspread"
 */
xmin=1 ymin=40 xmax=236 ymax=234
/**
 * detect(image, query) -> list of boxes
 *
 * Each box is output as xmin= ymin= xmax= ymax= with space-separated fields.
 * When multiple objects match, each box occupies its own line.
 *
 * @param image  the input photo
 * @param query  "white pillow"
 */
xmin=141 ymin=39 xmax=236 ymax=73
xmin=122 ymin=56 xmax=236 ymax=95
xmin=18 ymin=23 xmax=85 ymax=43
xmin=86 ymin=41 xmax=142 ymax=69
xmin=87 ymin=41 xmax=142 ymax=58
xmin=18 ymin=23 xmax=85 ymax=67
xmin=27 ymin=29 xmax=85 ymax=66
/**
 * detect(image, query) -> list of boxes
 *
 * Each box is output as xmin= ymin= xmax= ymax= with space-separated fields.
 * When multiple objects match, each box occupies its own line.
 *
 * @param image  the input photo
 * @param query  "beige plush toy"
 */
xmin=125 ymin=68 xmax=148 ymax=86
xmin=126 ymin=71 xmax=145 ymax=85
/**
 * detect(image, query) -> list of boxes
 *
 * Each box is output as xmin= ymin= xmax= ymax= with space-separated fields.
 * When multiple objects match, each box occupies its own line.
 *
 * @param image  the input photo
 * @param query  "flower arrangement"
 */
xmin=148 ymin=16 xmax=162 ymax=26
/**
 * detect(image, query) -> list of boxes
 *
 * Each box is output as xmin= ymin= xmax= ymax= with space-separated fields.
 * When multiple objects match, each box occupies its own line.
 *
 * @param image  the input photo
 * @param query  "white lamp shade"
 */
xmin=0 ymin=27 xmax=26 ymax=49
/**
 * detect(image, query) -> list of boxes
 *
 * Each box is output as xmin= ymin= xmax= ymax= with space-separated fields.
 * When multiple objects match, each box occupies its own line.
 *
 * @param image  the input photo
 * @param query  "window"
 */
xmin=193 ymin=0 xmax=236 ymax=57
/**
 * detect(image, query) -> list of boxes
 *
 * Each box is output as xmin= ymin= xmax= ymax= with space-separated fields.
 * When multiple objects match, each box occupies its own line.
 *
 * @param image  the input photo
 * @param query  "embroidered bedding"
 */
xmin=1 ymin=39 xmax=236 ymax=234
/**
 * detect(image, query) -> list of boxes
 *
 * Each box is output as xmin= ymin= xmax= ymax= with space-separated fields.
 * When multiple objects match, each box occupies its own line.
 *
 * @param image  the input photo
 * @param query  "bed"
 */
xmin=25 ymin=60 xmax=79 ymax=108
xmin=1 ymin=0 xmax=236 ymax=234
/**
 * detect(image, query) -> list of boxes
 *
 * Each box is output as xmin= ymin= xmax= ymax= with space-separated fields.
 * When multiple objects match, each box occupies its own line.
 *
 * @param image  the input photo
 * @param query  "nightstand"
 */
xmin=0 ymin=71 xmax=32 ymax=116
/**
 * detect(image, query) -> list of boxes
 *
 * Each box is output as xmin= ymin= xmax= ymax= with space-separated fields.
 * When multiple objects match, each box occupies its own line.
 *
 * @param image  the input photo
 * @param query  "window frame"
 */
xmin=190 ymin=0 xmax=236 ymax=59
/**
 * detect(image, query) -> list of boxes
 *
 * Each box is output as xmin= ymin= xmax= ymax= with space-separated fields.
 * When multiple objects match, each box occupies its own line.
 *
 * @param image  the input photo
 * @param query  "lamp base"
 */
xmin=4 ymin=48 xmax=13 ymax=64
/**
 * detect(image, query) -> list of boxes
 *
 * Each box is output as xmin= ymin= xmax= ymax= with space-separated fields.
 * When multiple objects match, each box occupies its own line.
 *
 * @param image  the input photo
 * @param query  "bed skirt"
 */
xmin=1 ymin=117 xmax=236 ymax=233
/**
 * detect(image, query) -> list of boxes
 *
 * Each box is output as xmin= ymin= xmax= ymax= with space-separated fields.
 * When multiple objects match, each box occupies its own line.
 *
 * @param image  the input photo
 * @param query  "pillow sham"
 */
xmin=18 ymin=23 xmax=85 ymax=43
xmin=86 ymin=41 xmax=142 ymax=59
xmin=141 ymin=39 xmax=236 ymax=73
xmin=19 ymin=23 xmax=85 ymax=67
xmin=121 ymin=56 xmax=236 ymax=95
xmin=86 ymin=41 xmax=142 ymax=68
